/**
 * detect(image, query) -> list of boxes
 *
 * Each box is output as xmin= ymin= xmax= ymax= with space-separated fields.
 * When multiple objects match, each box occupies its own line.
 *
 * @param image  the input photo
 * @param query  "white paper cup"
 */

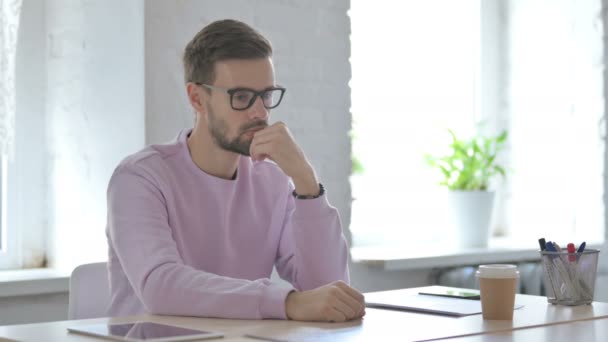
xmin=476 ymin=264 xmax=519 ymax=320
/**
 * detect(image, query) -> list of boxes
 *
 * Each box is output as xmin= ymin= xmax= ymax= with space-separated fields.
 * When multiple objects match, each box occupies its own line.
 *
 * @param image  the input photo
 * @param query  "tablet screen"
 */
xmin=68 ymin=322 xmax=223 ymax=341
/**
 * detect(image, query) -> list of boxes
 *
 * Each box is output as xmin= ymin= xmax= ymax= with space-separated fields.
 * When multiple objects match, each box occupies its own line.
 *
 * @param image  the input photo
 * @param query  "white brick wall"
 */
xmin=599 ymin=0 xmax=608 ymax=291
xmin=44 ymin=0 xmax=145 ymax=271
xmin=144 ymin=0 xmax=353 ymax=243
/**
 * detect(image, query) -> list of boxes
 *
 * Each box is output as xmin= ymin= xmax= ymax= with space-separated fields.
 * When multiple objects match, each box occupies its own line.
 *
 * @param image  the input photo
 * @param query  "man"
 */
xmin=106 ymin=19 xmax=365 ymax=322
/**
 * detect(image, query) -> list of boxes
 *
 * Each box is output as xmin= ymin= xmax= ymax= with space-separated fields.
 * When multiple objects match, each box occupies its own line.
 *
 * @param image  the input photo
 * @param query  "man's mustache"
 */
xmin=240 ymin=120 xmax=268 ymax=134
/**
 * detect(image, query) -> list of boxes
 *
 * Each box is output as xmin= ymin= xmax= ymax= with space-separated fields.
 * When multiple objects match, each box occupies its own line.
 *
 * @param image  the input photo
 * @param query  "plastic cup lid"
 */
xmin=475 ymin=264 xmax=520 ymax=278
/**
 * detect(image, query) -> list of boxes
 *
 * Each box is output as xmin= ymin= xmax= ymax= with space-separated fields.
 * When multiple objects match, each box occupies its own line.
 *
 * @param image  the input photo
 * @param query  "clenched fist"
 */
xmin=285 ymin=281 xmax=366 ymax=322
xmin=250 ymin=122 xmax=320 ymax=196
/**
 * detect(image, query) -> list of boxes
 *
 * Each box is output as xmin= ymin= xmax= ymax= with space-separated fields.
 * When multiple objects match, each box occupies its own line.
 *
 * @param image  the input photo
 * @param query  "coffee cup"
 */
xmin=476 ymin=264 xmax=519 ymax=320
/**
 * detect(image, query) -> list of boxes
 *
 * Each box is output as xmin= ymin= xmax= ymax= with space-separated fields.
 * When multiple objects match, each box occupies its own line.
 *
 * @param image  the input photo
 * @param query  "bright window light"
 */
xmin=349 ymin=0 xmax=604 ymax=248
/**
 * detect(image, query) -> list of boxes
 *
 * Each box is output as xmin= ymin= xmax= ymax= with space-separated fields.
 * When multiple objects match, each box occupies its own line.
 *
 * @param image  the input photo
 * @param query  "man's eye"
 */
xmin=234 ymin=92 xmax=253 ymax=102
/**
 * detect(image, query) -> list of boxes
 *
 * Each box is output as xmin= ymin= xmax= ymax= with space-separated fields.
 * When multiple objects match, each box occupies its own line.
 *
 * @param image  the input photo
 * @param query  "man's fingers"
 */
xmin=326 ymin=308 xmax=348 ymax=323
xmin=251 ymin=129 xmax=278 ymax=144
xmin=334 ymin=289 xmax=365 ymax=318
xmin=357 ymin=309 xmax=366 ymax=318
xmin=335 ymin=281 xmax=364 ymax=299
xmin=333 ymin=283 xmax=366 ymax=318
xmin=335 ymin=282 xmax=365 ymax=304
xmin=250 ymin=122 xmax=286 ymax=142
xmin=249 ymin=141 xmax=272 ymax=161
xmin=331 ymin=298 xmax=357 ymax=320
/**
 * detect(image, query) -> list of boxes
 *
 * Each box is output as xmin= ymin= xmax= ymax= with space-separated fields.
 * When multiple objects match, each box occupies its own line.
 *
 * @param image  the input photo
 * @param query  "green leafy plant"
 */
xmin=426 ymin=129 xmax=508 ymax=191
xmin=349 ymin=126 xmax=364 ymax=175
xmin=352 ymin=155 xmax=364 ymax=174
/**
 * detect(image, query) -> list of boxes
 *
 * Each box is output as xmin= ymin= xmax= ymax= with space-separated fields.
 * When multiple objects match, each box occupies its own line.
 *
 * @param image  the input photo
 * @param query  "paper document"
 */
xmin=365 ymin=289 xmax=523 ymax=317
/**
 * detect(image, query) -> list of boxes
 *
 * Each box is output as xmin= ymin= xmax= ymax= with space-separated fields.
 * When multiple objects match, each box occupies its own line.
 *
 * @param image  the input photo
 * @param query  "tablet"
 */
xmin=67 ymin=321 xmax=224 ymax=342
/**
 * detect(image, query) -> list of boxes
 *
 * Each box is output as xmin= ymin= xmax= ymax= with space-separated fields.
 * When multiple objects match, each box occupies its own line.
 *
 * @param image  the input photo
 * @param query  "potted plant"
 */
xmin=426 ymin=129 xmax=508 ymax=248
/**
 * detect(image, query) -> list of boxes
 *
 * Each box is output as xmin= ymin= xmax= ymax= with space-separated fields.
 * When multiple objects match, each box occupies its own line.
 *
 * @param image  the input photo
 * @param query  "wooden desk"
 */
xmin=1 ymin=286 xmax=607 ymax=341
xmin=440 ymin=317 xmax=608 ymax=341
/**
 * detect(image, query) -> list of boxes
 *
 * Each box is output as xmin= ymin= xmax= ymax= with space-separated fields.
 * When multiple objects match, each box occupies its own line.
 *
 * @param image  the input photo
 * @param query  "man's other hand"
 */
xmin=285 ymin=281 xmax=366 ymax=322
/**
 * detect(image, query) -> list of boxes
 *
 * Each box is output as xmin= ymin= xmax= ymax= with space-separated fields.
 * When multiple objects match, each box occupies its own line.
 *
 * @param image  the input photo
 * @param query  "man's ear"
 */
xmin=186 ymin=83 xmax=206 ymax=114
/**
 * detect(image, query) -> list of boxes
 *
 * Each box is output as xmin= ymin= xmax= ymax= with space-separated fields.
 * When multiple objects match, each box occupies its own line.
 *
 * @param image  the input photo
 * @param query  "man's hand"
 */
xmin=285 ymin=281 xmax=366 ymax=322
xmin=250 ymin=122 xmax=319 ymax=196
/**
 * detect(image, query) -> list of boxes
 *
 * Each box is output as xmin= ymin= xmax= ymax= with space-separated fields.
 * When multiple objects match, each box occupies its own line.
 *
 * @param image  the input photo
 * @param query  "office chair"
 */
xmin=68 ymin=262 xmax=110 ymax=319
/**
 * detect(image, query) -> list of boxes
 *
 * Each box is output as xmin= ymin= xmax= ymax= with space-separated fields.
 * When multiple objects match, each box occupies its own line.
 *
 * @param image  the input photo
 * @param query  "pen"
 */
xmin=553 ymin=242 xmax=562 ymax=252
xmin=542 ymin=239 xmax=592 ymax=302
xmin=553 ymin=256 xmax=577 ymax=299
xmin=541 ymin=240 xmax=559 ymax=298
xmin=545 ymin=241 xmax=577 ymax=299
xmin=567 ymin=243 xmax=576 ymax=262
xmin=575 ymin=241 xmax=587 ymax=264
xmin=577 ymin=241 xmax=586 ymax=254
xmin=538 ymin=238 xmax=547 ymax=251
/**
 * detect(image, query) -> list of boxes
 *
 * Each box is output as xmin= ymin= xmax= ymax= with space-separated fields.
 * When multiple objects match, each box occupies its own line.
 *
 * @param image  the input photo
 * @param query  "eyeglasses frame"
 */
xmin=195 ymin=83 xmax=286 ymax=111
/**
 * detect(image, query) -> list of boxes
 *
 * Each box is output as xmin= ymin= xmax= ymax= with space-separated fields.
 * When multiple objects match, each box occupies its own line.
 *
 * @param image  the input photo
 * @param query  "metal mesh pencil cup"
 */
xmin=540 ymin=249 xmax=600 ymax=305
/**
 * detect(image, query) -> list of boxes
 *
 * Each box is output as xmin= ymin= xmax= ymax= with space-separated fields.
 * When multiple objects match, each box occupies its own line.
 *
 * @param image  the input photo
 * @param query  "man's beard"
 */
xmin=207 ymin=105 xmax=268 ymax=156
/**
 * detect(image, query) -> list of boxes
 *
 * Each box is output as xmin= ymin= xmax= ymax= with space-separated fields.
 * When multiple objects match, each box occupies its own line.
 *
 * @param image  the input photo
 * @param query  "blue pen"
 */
xmin=576 ymin=242 xmax=586 ymax=262
xmin=541 ymin=241 xmax=559 ymax=296
xmin=545 ymin=241 xmax=559 ymax=262
xmin=577 ymin=241 xmax=586 ymax=253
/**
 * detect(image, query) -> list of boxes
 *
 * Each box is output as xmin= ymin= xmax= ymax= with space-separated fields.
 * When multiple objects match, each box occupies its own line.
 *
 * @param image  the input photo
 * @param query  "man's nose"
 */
xmin=247 ymin=95 xmax=269 ymax=119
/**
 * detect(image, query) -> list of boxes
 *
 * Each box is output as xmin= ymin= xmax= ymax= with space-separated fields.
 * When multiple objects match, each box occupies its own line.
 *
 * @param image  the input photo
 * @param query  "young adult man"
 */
xmin=106 ymin=19 xmax=365 ymax=322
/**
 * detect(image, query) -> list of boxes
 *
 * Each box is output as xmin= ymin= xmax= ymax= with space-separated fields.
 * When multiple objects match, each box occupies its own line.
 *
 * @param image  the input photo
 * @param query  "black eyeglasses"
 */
xmin=196 ymin=83 xmax=286 ymax=111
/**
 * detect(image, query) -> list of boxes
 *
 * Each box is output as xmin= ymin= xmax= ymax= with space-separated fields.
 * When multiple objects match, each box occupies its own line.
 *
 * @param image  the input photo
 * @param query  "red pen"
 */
xmin=567 ymin=243 xmax=576 ymax=262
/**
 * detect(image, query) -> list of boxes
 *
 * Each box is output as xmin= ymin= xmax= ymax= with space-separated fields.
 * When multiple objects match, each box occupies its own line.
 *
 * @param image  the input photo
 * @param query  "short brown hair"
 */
xmin=183 ymin=19 xmax=273 ymax=85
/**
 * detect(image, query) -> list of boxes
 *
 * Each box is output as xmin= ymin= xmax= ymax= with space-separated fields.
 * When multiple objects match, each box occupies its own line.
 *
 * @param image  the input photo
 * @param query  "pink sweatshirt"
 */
xmin=105 ymin=129 xmax=349 ymax=319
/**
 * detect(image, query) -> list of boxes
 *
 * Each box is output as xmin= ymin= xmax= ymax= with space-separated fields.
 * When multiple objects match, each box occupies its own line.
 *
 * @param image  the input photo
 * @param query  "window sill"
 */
xmin=351 ymin=238 xmax=604 ymax=271
xmin=0 ymin=268 xmax=70 ymax=298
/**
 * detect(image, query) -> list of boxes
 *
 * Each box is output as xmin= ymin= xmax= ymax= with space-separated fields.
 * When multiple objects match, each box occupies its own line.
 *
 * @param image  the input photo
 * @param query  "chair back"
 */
xmin=68 ymin=262 xmax=110 ymax=319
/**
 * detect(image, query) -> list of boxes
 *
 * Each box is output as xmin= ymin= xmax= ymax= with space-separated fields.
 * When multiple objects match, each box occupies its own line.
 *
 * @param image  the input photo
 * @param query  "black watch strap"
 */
xmin=292 ymin=183 xmax=325 ymax=199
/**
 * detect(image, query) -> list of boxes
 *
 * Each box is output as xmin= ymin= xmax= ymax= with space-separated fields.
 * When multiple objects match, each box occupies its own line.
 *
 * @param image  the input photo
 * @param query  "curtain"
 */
xmin=0 ymin=0 xmax=22 ymax=158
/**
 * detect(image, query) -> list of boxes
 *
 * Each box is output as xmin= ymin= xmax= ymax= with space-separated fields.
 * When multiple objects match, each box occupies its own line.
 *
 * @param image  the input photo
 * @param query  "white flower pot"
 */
xmin=447 ymin=190 xmax=495 ymax=248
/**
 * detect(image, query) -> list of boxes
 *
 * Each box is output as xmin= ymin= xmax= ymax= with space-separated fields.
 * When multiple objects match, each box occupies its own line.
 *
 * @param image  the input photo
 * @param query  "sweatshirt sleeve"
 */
xmin=107 ymin=164 xmax=293 ymax=319
xmin=273 ymin=184 xmax=350 ymax=290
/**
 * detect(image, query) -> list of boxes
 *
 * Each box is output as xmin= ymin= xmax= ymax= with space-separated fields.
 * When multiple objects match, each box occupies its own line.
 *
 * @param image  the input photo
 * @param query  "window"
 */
xmin=349 ymin=0 xmax=605 ymax=248
xmin=0 ymin=159 xmax=4 ymax=249
xmin=0 ymin=0 xmax=48 ymax=270
xmin=0 ymin=0 xmax=24 ymax=269
xmin=0 ymin=0 xmax=143 ymax=271
xmin=0 ymin=156 xmax=13 ymax=269
xmin=497 ymin=0 xmax=604 ymax=244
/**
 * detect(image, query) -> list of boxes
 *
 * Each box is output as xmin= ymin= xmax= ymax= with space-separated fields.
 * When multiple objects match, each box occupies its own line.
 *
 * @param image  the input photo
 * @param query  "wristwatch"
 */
xmin=292 ymin=183 xmax=325 ymax=199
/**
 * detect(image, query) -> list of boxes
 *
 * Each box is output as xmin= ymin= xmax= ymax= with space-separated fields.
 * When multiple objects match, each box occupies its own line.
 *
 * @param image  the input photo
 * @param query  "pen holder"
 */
xmin=540 ymin=249 xmax=600 ymax=305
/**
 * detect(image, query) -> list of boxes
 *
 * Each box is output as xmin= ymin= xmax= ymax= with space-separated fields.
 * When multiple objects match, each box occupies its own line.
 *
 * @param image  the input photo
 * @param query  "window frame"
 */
xmin=0 ymin=155 xmax=21 ymax=269
xmin=0 ymin=0 xmax=47 ymax=270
